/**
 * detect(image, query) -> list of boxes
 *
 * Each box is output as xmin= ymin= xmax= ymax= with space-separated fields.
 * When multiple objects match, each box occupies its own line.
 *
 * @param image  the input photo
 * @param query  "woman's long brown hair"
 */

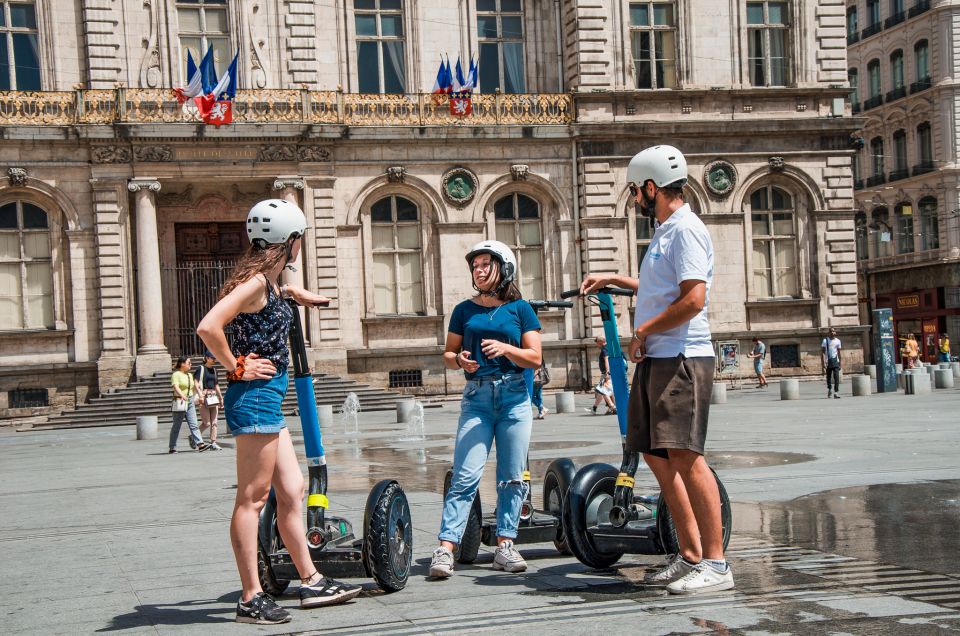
xmin=218 ymin=243 xmax=288 ymax=300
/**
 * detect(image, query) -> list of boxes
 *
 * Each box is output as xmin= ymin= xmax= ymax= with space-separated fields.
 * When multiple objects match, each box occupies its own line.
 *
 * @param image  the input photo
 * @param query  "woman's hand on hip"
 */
xmin=243 ymin=353 xmax=277 ymax=380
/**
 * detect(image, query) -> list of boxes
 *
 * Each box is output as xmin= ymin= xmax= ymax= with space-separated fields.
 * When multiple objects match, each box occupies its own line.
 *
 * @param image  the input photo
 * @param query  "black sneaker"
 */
xmin=300 ymin=576 xmax=362 ymax=608
xmin=236 ymin=592 xmax=290 ymax=625
xmin=197 ymin=442 xmax=210 ymax=452
xmin=168 ymin=448 xmax=177 ymax=454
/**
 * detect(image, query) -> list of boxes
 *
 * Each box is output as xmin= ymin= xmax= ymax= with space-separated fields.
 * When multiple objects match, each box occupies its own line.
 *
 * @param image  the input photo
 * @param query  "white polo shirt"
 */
xmin=634 ymin=204 xmax=714 ymax=358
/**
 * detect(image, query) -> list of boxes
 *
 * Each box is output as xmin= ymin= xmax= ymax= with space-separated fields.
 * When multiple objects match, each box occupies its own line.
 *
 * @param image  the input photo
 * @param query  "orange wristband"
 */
xmin=227 ymin=355 xmax=246 ymax=382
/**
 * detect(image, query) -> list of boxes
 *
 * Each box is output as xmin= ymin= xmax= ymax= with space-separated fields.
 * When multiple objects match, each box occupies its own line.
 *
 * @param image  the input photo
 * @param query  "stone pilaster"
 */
xmin=81 ymin=0 xmax=122 ymax=87
xmin=128 ymin=178 xmax=170 ymax=379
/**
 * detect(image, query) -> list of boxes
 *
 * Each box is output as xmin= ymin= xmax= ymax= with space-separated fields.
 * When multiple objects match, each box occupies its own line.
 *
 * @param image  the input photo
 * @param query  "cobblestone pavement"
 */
xmin=2 ymin=379 xmax=959 ymax=634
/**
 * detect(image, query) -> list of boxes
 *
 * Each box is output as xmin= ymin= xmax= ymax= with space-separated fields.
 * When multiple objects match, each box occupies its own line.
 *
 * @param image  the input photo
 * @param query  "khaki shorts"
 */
xmin=626 ymin=355 xmax=714 ymax=458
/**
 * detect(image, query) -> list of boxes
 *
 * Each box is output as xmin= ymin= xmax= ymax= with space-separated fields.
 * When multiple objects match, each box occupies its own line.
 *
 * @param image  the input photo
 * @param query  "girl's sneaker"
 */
xmin=208 ymin=441 xmax=222 ymax=450
xmin=429 ymin=546 xmax=454 ymax=578
xmin=492 ymin=541 xmax=527 ymax=572
xmin=299 ymin=576 xmax=362 ymax=608
xmin=236 ymin=592 xmax=290 ymax=624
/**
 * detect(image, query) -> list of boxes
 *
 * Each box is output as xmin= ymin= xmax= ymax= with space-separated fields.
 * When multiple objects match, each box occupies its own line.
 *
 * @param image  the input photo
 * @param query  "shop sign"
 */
xmin=896 ymin=294 xmax=920 ymax=309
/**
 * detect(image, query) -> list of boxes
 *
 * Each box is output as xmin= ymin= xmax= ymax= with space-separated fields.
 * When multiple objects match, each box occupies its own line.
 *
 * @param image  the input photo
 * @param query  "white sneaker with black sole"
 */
xmin=665 ymin=562 xmax=734 ymax=595
xmin=492 ymin=540 xmax=527 ymax=572
xmin=299 ymin=576 xmax=362 ymax=608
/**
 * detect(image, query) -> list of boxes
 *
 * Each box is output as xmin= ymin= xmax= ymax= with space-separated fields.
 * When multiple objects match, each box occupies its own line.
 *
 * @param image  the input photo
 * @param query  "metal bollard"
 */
xmin=136 ymin=415 xmax=158 ymax=440
xmin=555 ymin=391 xmax=576 ymax=413
xmin=710 ymin=383 xmax=727 ymax=404
xmin=851 ymin=375 xmax=871 ymax=396
xmin=934 ymin=369 xmax=955 ymax=389
xmin=318 ymin=404 xmax=334 ymax=427
xmin=779 ymin=378 xmax=800 ymax=400
xmin=396 ymin=398 xmax=416 ymax=424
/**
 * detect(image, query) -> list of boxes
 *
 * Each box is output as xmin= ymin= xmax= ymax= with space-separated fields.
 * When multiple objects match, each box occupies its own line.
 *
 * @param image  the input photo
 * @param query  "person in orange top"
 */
xmin=904 ymin=334 xmax=919 ymax=369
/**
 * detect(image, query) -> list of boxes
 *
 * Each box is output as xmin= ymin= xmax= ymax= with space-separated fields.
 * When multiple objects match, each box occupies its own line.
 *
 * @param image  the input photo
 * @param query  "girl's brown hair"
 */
xmin=218 ymin=243 xmax=288 ymax=299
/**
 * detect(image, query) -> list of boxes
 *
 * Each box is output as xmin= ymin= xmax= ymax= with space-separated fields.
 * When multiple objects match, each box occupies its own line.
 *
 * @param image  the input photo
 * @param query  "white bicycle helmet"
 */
xmin=246 ymin=199 xmax=306 ymax=248
xmin=465 ymin=240 xmax=517 ymax=290
xmin=626 ymin=145 xmax=688 ymax=189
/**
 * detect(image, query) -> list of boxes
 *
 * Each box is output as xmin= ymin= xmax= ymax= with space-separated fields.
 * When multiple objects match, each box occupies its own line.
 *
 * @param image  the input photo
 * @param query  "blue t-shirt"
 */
xmin=448 ymin=299 xmax=542 ymax=379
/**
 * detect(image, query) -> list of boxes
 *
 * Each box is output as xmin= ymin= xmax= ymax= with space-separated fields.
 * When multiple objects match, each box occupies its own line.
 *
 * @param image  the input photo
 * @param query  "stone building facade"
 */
xmin=0 ymin=0 xmax=861 ymax=419
xmin=846 ymin=0 xmax=960 ymax=364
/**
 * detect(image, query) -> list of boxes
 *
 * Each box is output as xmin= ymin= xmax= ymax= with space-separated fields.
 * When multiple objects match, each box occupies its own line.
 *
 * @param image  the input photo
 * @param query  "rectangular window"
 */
xmin=8 ymin=388 xmax=48 ymax=408
xmin=751 ymin=186 xmax=797 ymax=298
xmin=0 ymin=1 xmax=40 ymax=89
xmin=867 ymin=0 xmax=880 ymax=25
xmin=917 ymin=123 xmax=932 ymax=164
xmin=891 ymin=51 xmax=904 ymax=89
xmin=871 ymin=137 xmax=884 ymax=176
xmin=371 ymin=196 xmax=423 ymax=315
xmin=388 ymin=369 xmax=423 ymax=388
xmin=177 ymin=0 xmax=229 ymax=82
xmin=893 ymin=132 xmax=907 ymax=172
xmin=629 ymin=2 xmax=677 ymax=89
xmin=867 ymin=60 xmax=881 ymax=97
xmin=355 ymin=0 xmax=406 ymax=94
xmin=477 ymin=0 xmax=525 ymax=93
xmin=770 ymin=344 xmax=800 ymax=368
xmin=747 ymin=1 xmax=790 ymax=86
xmin=0 ymin=201 xmax=52 ymax=329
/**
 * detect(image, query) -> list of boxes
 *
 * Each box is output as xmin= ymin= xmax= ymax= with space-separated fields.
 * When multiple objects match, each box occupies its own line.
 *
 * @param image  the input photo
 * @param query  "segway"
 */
xmin=257 ymin=300 xmax=412 ymax=593
xmin=442 ymin=299 xmax=578 ymax=564
xmin=559 ymin=287 xmax=732 ymax=569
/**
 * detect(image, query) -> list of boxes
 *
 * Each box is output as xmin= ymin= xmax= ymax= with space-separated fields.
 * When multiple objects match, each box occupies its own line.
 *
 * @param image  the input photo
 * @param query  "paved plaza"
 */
xmin=2 ymin=379 xmax=960 ymax=635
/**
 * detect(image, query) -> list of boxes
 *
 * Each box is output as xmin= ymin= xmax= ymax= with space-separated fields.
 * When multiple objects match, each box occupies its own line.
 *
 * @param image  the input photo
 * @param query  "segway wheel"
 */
xmin=543 ymin=458 xmax=577 ymax=554
xmin=563 ymin=463 xmax=624 ymax=569
xmin=364 ymin=480 xmax=413 ymax=592
xmin=443 ymin=468 xmax=482 ymax=564
xmin=257 ymin=542 xmax=290 ymax=596
xmin=655 ymin=468 xmax=733 ymax=555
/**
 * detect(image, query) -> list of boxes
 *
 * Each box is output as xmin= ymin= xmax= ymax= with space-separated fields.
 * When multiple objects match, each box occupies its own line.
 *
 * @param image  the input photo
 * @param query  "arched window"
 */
xmin=890 ymin=50 xmax=904 ymax=95
xmin=867 ymin=59 xmax=881 ymax=98
xmin=919 ymin=197 xmax=938 ymax=251
xmin=894 ymin=202 xmax=914 ymax=254
xmin=494 ymin=193 xmax=543 ymax=298
xmin=855 ymin=211 xmax=869 ymax=261
xmin=634 ymin=202 xmax=653 ymax=265
xmin=871 ymin=206 xmax=892 ymax=258
xmin=914 ymin=39 xmax=928 ymax=81
xmin=750 ymin=185 xmax=797 ymax=298
xmin=0 ymin=200 xmax=53 ymax=328
xmin=370 ymin=195 xmax=423 ymax=314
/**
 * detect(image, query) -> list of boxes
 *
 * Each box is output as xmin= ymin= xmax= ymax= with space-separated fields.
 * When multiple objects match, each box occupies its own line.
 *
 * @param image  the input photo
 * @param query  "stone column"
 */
xmin=128 ymin=178 xmax=169 ymax=378
xmin=273 ymin=177 xmax=308 ymax=344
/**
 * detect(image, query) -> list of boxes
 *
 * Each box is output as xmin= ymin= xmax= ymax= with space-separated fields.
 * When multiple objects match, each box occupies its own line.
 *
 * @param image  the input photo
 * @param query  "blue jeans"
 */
xmin=169 ymin=401 xmax=203 ymax=450
xmin=439 ymin=374 xmax=532 ymax=542
xmin=531 ymin=383 xmax=543 ymax=413
xmin=224 ymin=371 xmax=288 ymax=435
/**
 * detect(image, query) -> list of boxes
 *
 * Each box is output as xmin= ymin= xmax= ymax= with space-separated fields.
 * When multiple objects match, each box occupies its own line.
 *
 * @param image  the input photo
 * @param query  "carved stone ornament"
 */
xmin=703 ymin=160 xmax=737 ymax=198
xmin=386 ymin=166 xmax=406 ymax=183
xmin=297 ymin=145 xmax=332 ymax=162
xmin=157 ymin=184 xmax=194 ymax=206
xmin=273 ymin=178 xmax=305 ymax=191
xmin=257 ymin=145 xmax=296 ymax=162
xmin=231 ymin=183 xmax=271 ymax=204
xmin=7 ymin=167 xmax=27 ymax=186
xmin=91 ymin=145 xmax=132 ymax=164
xmin=441 ymin=167 xmax=479 ymax=207
xmin=133 ymin=145 xmax=173 ymax=162
xmin=127 ymin=179 xmax=161 ymax=193
xmin=510 ymin=164 xmax=529 ymax=181
xmin=768 ymin=156 xmax=785 ymax=172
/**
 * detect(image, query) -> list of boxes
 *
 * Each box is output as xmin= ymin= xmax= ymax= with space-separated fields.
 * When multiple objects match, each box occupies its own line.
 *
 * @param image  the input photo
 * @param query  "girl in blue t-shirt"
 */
xmin=429 ymin=240 xmax=542 ymax=578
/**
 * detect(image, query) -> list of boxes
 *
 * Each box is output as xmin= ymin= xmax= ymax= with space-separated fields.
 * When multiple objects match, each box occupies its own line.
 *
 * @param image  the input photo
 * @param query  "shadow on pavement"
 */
xmin=97 ymin=593 xmax=237 ymax=630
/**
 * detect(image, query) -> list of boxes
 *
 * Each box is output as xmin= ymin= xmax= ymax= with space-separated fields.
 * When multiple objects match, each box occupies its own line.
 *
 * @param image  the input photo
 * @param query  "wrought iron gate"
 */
xmin=160 ymin=259 xmax=237 ymax=356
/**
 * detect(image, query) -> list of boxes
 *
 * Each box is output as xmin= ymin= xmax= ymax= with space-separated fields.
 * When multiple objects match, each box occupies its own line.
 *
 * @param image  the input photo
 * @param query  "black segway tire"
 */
xmin=655 ymin=468 xmax=732 ymax=555
xmin=257 ymin=498 xmax=290 ymax=595
xmin=363 ymin=480 xmax=413 ymax=592
xmin=543 ymin=458 xmax=577 ymax=554
xmin=563 ymin=463 xmax=624 ymax=569
xmin=443 ymin=468 xmax=482 ymax=564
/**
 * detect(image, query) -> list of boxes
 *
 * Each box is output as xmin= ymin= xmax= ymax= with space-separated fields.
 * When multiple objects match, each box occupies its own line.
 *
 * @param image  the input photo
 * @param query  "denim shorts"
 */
xmin=224 ymin=371 xmax=288 ymax=435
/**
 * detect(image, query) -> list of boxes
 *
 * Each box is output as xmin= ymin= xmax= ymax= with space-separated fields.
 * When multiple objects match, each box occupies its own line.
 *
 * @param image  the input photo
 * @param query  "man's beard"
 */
xmin=640 ymin=191 xmax=656 ymax=218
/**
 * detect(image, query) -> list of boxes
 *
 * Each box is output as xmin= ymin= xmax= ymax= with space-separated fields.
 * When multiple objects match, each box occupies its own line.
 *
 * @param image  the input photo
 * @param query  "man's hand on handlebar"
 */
xmin=284 ymin=284 xmax=330 ymax=308
xmin=579 ymin=274 xmax=612 ymax=296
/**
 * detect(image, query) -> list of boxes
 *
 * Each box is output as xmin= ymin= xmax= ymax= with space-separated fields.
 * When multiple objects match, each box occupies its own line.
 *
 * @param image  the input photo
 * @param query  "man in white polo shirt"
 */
xmin=580 ymin=144 xmax=732 ymax=595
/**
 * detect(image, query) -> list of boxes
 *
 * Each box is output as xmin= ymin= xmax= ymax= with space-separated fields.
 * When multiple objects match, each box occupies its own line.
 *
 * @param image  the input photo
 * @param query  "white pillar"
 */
xmin=273 ymin=177 xmax=308 ymax=344
xmin=128 ymin=178 xmax=169 ymax=378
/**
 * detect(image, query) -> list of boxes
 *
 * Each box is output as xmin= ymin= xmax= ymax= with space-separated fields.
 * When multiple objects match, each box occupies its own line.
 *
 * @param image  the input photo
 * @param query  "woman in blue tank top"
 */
xmin=197 ymin=199 xmax=361 ymax=624
xmin=428 ymin=240 xmax=542 ymax=578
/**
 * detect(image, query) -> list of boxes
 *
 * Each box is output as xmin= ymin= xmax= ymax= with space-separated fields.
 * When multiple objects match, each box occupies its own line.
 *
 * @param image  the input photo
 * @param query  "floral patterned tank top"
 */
xmin=230 ymin=277 xmax=294 ymax=376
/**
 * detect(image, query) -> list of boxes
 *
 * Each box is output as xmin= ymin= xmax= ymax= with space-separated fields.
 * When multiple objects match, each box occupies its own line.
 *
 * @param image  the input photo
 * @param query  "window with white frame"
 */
xmin=629 ymin=2 xmax=678 ymax=89
xmin=750 ymin=185 xmax=797 ymax=298
xmin=371 ymin=195 xmax=423 ymax=314
xmin=894 ymin=202 xmax=914 ymax=254
xmin=0 ymin=1 xmax=40 ymax=90
xmin=494 ymin=193 xmax=543 ymax=299
xmin=746 ymin=1 xmax=790 ymax=87
xmin=871 ymin=206 xmax=893 ymax=257
xmin=177 ymin=0 xmax=230 ymax=81
xmin=355 ymin=0 xmax=405 ymax=94
xmin=919 ymin=196 xmax=938 ymax=251
xmin=477 ymin=0 xmax=525 ymax=94
xmin=0 ymin=200 xmax=53 ymax=329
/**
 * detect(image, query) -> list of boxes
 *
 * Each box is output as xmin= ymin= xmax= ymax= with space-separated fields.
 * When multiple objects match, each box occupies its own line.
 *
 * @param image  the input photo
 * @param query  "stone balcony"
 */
xmin=0 ymin=89 xmax=575 ymax=127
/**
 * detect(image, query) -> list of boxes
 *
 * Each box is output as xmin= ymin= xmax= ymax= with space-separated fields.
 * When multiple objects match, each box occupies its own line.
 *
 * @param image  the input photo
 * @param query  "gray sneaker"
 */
xmin=644 ymin=554 xmax=697 ymax=586
xmin=492 ymin=540 xmax=527 ymax=573
xmin=666 ymin=561 xmax=734 ymax=595
xmin=429 ymin=546 xmax=454 ymax=578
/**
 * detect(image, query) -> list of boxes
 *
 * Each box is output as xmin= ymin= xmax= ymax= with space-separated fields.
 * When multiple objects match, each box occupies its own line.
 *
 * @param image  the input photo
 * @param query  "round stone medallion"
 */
xmin=704 ymin=160 xmax=737 ymax=198
xmin=441 ymin=167 xmax=478 ymax=207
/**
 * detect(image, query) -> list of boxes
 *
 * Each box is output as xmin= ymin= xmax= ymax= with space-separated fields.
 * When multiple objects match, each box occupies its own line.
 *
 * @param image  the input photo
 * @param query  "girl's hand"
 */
xmin=481 ymin=339 xmax=514 ymax=360
xmin=242 ymin=353 xmax=277 ymax=380
xmin=286 ymin=285 xmax=330 ymax=308
xmin=457 ymin=350 xmax=480 ymax=373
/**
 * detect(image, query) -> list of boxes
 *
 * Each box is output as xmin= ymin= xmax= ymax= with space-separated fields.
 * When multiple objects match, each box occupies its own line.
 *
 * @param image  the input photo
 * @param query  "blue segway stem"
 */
xmin=597 ymin=291 xmax=630 ymax=437
xmin=295 ymin=375 xmax=325 ymax=464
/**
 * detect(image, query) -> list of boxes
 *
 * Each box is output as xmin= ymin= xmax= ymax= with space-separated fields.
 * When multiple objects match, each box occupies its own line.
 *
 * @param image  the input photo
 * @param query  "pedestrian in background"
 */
xmin=533 ymin=360 xmax=550 ymax=420
xmin=193 ymin=351 xmax=223 ymax=450
xmin=939 ymin=333 xmax=951 ymax=363
xmin=169 ymin=356 xmax=208 ymax=453
xmin=905 ymin=333 xmax=919 ymax=369
xmin=821 ymin=328 xmax=842 ymax=399
xmin=587 ymin=336 xmax=617 ymax=415
xmin=746 ymin=336 xmax=767 ymax=388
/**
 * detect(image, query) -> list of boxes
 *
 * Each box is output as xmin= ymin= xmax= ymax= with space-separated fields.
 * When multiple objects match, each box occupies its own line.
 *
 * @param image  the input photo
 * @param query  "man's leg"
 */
xmin=667 ymin=449 xmax=724 ymax=561
xmin=644 ymin=452 xmax=701 ymax=562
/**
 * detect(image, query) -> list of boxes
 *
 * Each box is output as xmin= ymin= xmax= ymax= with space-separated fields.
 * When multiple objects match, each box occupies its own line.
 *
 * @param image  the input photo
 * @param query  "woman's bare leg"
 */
xmin=272 ymin=428 xmax=317 ymax=580
xmin=232 ymin=433 xmax=279 ymax=601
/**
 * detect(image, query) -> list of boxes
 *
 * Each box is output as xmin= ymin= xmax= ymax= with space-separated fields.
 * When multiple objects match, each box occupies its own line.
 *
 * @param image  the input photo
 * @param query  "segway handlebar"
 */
xmin=528 ymin=299 xmax=574 ymax=311
xmin=560 ymin=287 xmax=634 ymax=299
